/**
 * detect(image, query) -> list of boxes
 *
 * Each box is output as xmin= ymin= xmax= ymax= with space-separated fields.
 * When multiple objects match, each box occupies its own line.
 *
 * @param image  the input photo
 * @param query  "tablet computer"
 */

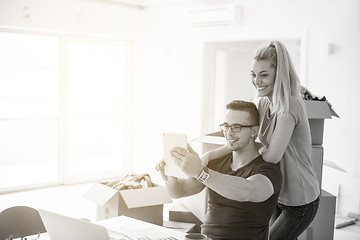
xmin=162 ymin=132 xmax=188 ymax=178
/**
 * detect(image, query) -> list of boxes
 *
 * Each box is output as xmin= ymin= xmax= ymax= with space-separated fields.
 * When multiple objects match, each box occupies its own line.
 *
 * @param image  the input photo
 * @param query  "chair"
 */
xmin=0 ymin=206 xmax=47 ymax=240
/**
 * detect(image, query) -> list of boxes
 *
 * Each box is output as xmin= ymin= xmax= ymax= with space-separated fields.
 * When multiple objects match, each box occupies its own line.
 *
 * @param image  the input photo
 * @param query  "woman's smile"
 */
xmin=255 ymin=85 xmax=268 ymax=91
xmin=251 ymin=60 xmax=276 ymax=97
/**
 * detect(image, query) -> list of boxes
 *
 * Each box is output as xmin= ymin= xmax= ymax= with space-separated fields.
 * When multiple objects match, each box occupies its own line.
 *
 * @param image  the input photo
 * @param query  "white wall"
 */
xmin=131 ymin=3 xmax=204 ymax=179
xmin=207 ymin=39 xmax=301 ymax=131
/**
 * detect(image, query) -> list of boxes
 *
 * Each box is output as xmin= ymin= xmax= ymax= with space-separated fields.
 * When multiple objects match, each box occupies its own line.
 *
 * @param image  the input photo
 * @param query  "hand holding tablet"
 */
xmin=162 ymin=132 xmax=188 ymax=178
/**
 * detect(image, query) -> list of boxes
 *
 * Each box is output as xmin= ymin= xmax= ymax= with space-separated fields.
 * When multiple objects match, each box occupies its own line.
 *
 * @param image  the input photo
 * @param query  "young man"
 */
xmin=157 ymin=100 xmax=282 ymax=240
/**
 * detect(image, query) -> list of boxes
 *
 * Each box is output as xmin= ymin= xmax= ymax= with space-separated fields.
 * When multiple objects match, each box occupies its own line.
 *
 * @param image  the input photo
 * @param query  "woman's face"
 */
xmin=251 ymin=60 xmax=276 ymax=98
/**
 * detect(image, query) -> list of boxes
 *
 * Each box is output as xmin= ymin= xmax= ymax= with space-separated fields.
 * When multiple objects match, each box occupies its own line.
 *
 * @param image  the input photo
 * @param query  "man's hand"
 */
xmin=170 ymin=144 xmax=203 ymax=178
xmin=155 ymin=160 xmax=178 ymax=183
xmin=156 ymin=157 xmax=206 ymax=199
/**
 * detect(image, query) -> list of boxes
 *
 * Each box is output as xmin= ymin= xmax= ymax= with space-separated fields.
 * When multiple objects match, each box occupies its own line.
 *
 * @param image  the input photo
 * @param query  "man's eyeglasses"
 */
xmin=219 ymin=123 xmax=256 ymax=133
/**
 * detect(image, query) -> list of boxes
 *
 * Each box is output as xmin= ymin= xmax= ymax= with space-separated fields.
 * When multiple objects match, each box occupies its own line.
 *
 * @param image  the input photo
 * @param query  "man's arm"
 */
xmin=171 ymin=145 xmax=275 ymax=202
xmin=156 ymin=160 xmax=205 ymax=199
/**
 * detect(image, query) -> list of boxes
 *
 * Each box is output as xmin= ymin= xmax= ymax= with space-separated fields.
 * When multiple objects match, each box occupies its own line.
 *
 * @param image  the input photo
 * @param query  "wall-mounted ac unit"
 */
xmin=104 ymin=0 xmax=147 ymax=7
xmin=189 ymin=4 xmax=243 ymax=28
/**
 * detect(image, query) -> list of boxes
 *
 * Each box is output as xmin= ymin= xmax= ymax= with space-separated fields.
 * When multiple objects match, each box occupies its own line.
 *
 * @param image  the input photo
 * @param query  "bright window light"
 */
xmin=0 ymin=32 xmax=59 ymax=189
xmin=66 ymin=40 xmax=127 ymax=177
xmin=0 ymin=32 xmax=132 ymax=192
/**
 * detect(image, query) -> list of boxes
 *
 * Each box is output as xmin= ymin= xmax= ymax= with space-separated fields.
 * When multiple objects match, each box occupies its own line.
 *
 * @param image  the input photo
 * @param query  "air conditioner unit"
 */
xmin=189 ymin=4 xmax=243 ymax=28
xmin=102 ymin=0 xmax=147 ymax=7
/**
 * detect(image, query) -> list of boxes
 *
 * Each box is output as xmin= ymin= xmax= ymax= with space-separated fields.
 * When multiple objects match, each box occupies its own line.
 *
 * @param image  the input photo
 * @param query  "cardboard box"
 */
xmin=299 ymin=189 xmax=336 ymax=240
xmin=168 ymin=201 xmax=203 ymax=233
xmin=305 ymin=100 xmax=339 ymax=145
xmin=311 ymin=145 xmax=324 ymax=187
xmin=84 ymin=181 xmax=172 ymax=226
xmin=192 ymin=131 xmax=226 ymax=153
xmin=169 ymin=200 xmax=204 ymax=225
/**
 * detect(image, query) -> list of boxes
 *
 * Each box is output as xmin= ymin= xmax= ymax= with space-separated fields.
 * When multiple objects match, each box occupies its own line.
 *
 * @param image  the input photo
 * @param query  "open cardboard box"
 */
xmin=304 ymin=100 xmax=339 ymax=145
xmin=192 ymin=131 xmax=225 ymax=153
xmin=84 ymin=181 xmax=172 ymax=226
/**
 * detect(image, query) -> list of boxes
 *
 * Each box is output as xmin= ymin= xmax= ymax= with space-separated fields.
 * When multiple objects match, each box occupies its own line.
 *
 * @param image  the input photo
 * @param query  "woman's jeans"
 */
xmin=269 ymin=197 xmax=320 ymax=240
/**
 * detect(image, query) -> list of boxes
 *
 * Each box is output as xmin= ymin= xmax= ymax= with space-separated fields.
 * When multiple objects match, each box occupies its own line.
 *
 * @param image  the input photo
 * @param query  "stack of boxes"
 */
xmin=299 ymin=100 xmax=339 ymax=240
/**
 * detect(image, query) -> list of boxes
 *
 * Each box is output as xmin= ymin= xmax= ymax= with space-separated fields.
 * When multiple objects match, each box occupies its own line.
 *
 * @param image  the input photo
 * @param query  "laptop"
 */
xmin=39 ymin=209 xmax=115 ymax=240
xmin=39 ymin=209 xmax=183 ymax=240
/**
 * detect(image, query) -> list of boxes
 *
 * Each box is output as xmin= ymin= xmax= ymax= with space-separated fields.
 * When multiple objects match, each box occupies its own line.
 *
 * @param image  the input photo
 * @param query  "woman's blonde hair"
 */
xmin=253 ymin=41 xmax=302 ymax=115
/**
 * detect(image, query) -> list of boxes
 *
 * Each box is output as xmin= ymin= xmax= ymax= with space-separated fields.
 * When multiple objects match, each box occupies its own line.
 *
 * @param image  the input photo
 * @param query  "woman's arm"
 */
xmin=261 ymin=113 xmax=296 ymax=164
xmin=201 ymin=146 xmax=231 ymax=166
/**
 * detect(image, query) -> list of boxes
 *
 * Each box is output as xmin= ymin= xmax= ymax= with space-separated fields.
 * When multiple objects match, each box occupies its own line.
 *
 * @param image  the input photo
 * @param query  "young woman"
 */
xmin=205 ymin=41 xmax=320 ymax=240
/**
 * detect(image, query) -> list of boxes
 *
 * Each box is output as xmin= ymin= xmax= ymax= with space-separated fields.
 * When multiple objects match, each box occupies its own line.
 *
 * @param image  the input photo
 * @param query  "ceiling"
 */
xmin=104 ymin=0 xmax=189 ymax=7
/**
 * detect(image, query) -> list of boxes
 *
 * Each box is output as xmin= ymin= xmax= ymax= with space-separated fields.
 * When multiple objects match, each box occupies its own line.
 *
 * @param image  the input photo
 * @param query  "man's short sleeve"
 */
xmin=256 ymin=162 xmax=282 ymax=193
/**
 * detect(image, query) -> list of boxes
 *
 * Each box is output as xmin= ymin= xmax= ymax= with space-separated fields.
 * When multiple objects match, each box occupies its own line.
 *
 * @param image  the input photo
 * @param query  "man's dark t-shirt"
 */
xmin=201 ymin=154 xmax=282 ymax=240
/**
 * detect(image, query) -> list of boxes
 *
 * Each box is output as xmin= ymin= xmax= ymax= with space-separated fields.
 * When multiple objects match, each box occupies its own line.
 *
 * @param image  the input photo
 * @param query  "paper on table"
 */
xmin=100 ymin=215 xmax=186 ymax=240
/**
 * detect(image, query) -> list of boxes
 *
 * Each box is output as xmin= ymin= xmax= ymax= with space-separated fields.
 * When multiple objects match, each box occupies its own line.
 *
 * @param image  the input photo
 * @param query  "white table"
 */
xmin=16 ymin=216 xmax=186 ymax=240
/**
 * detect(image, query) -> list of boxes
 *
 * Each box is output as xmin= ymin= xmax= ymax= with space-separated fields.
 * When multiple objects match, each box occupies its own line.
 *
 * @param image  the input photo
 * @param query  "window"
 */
xmin=0 ymin=31 xmax=132 ymax=192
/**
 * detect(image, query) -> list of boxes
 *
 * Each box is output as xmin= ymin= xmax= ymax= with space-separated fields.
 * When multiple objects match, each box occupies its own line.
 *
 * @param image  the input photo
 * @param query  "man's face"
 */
xmin=222 ymin=109 xmax=255 ymax=152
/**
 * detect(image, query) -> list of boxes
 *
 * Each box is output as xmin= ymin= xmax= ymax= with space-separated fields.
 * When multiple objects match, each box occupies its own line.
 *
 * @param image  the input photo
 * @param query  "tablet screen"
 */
xmin=162 ymin=132 xmax=188 ymax=178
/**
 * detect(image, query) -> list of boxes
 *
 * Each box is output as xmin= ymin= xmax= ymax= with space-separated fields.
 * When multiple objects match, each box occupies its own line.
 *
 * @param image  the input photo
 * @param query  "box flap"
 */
xmin=305 ymin=100 xmax=339 ymax=119
xmin=323 ymin=159 xmax=346 ymax=172
xmin=329 ymin=107 xmax=340 ymax=118
xmin=119 ymin=186 xmax=172 ymax=209
xmin=192 ymin=131 xmax=226 ymax=145
xmin=205 ymin=131 xmax=224 ymax=137
xmin=83 ymin=183 xmax=118 ymax=206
